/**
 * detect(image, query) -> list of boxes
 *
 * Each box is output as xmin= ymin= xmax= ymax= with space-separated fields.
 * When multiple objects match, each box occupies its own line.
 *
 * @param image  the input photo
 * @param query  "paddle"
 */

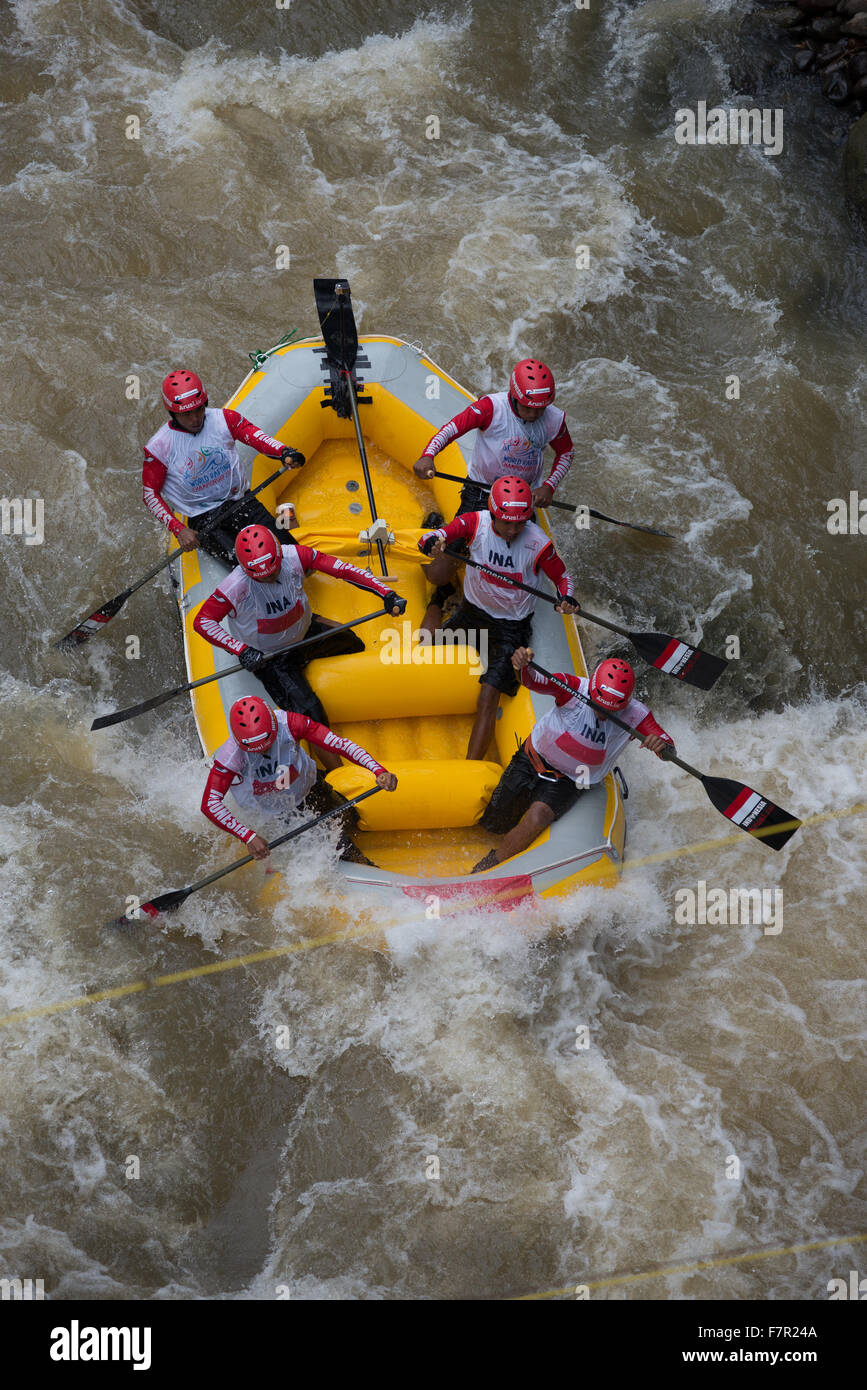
xmin=443 ymin=547 xmax=727 ymax=690
xmin=90 ymin=604 xmax=393 ymax=731
xmin=105 ymin=785 xmax=382 ymax=930
xmin=429 ymin=470 xmax=674 ymax=539
xmin=55 ymin=457 xmax=301 ymax=652
xmin=527 ymin=661 xmax=802 ymax=851
xmin=314 ymin=277 xmax=393 ymax=577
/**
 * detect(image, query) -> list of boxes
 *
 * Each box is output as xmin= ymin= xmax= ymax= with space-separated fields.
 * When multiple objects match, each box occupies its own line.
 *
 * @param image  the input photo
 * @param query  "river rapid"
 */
xmin=0 ymin=0 xmax=864 ymax=1300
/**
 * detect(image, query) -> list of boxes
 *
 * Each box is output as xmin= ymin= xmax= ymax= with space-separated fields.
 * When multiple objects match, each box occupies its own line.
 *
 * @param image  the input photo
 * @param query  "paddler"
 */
xmin=194 ymin=524 xmax=406 ymax=770
xmin=412 ymin=358 xmax=574 ymax=618
xmin=142 ymin=368 xmax=306 ymax=566
xmin=471 ymin=650 xmax=674 ymax=873
xmin=202 ymin=695 xmax=397 ymax=865
xmin=417 ymin=478 xmax=579 ymax=761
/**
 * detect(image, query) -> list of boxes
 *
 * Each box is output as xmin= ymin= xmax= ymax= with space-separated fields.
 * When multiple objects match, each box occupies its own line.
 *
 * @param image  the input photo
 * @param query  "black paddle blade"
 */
xmin=314 ymin=277 xmax=357 ymax=370
xmin=612 ymin=520 xmax=674 ymax=539
xmin=91 ymin=684 xmax=179 ymax=731
xmin=56 ymin=593 xmax=128 ymax=651
xmin=105 ymin=887 xmax=190 ymax=931
xmin=546 ymin=499 xmax=675 ymax=538
xmin=701 ymin=776 xmax=802 ymax=851
xmin=629 ymin=632 xmax=727 ymax=691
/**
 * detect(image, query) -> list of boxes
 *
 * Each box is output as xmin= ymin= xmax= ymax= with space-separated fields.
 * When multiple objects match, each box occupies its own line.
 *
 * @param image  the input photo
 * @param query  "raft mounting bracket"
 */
xmin=358 ymin=518 xmax=395 ymax=547
xmin=315 ymin=348 xmax=372 ymax=414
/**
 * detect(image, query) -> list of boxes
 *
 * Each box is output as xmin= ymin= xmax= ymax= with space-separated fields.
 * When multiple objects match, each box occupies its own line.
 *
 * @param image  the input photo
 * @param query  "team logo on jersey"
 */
xmin=264 ymin=592 xmax=297 ymax=615
xmin=504 ymin=435 xmax=533 ymax=454
xmin=185 ymin=445 xmax=231 ymax=492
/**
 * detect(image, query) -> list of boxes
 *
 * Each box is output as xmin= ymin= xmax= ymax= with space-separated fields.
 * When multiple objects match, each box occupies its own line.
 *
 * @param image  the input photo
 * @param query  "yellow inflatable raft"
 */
xmin=173 ymin=281 xmax=625 ymax=918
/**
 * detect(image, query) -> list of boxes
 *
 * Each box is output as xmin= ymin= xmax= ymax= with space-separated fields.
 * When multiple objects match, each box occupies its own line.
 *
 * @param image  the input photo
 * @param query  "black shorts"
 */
xmin=257 ymin=619 xmax=365 ymax=723
xmin=481 ymin=748 xmax=582 ymax=833
xmin=193 ymin=492 xmax=291 ymax=569
xmin=443 ymin=599 xmax=531 ymax=696
xmin=455 ymin=480 xmax=491 ymax=518
xmin=276 ymin=773 xmax=360 ymax=857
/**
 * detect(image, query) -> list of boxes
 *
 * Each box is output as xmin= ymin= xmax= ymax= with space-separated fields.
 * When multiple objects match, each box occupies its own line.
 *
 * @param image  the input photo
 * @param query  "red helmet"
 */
xmin=589 ymin=658 xmax=635 ymax=711
xmin=230 ymin=696 xmax=277 ymax=751
xmin=509 ymin=359 xmax=555 ymax=408
xmin=489 ymin=475 xmax=534 ymax=522
xmin=235 ymin=525 xmax=282 ymax=578
xmin=161 ymin=369 xmax=207 ymax=413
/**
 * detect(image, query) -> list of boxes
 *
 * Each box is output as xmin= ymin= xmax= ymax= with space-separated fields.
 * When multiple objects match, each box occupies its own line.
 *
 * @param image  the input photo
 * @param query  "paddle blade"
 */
xmin=701 ymin=777 xmax=802 ymax=851
xmin=105 ymin=888 xmax=190 ymax=931
xmin=314 ymin=277 xmax=357 ymax=371
xmin=546 ymin=499 xmax=675 ymax=537
xmin=91 ymin=685 xmax=180 ymax=731
xmin=595 ymin=513 xmax=675 ymax=539
xmin=629 ymin=632 xmax=727 ymax=690
xmin=55 ymin=594 xmax=127 ymax=651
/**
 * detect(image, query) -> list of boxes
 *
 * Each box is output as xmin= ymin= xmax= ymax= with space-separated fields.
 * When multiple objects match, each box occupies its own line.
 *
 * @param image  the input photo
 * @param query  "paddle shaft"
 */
xmin=179 ymin=786 xmax=382 ymax=898
xmin=90 ymin=604 xmax=392 ymax=730
xmin=333 ymin=284 xmax=388 ymax=576
xmin=441 ymin=547 xmax=727 ymax=694
xmin=430 ymin=470 xmax=672 ymax=536
xmin=527 ymin=660 xmax=648 ymax=748
xmin=443 ymin=547 xmax=565 ymax=607
xmin=345 ymin=365 xmax=388 ymax=576
xmin=58 ymin=458 xmax=295 ymax=645
xmin=447 ymin=545 xmax=634 ymax=639
xmin=112 ymin=785 xmax=384 ymax=925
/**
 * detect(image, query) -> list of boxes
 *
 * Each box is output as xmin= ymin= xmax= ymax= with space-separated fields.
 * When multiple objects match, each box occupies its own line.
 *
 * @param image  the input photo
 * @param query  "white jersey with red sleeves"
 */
xmin=143 ymin=407 xmax=248 ymax=517
xmin=202 ymin=710 xmax=386 ymax=843
xmin=194 ymin=545 xmax=394 ymax=657
xmin=215 ymin=545 xmax=312 ymax=653
xmin=524 ymin=669 xmax=672 ymax=785
xmin=422 ymin=392 xmax=573 ymax=492
xmin=213 ymin=710 xmax=318 ymax=817
xmin=142 ymin=407 xmax=286 ymax=526
xmin=420 ymin=511 xmax=573 ymax=622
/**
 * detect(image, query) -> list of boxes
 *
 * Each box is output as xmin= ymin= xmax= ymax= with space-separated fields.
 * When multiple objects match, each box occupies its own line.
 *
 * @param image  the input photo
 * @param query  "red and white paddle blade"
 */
xmin=702 ymin=776 xmax=802 ymax=851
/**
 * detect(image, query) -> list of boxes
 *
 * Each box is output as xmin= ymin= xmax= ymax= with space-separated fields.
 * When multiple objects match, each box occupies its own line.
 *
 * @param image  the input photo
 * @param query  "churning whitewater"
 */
xmin=0 ymin=0 xmax=864 ymax=1301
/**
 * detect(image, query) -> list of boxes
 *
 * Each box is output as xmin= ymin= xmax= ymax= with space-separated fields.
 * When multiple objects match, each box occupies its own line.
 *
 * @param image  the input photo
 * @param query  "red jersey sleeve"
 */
xmin=544 ymin=419 xmax=574 ymax=492
xmin=634 ymin=711 xmax=673 ymax=744
xmin=223 ymin=409 xmax=286 ymax=457
xmin=535 ymin=542 xmax=574 ymax=599
xmin=201 ymin=762 xmax=256 ymax=843
xmin=295 ymin=545 xmax=393 ymax=601
xmin=193 ymin=589 xmax=246 ymax=656
xmin=417 ymin=511 xmax=480 ymax=554
xmin=142 ymin=451 xmax=183 ymax=535
xmin=286 ymin=712 xmax=385 ymax=775
xmin=421 ymin=397 xmax=495 ymax=457
xmin=520 ymin=666 xmax=580 ymax=707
